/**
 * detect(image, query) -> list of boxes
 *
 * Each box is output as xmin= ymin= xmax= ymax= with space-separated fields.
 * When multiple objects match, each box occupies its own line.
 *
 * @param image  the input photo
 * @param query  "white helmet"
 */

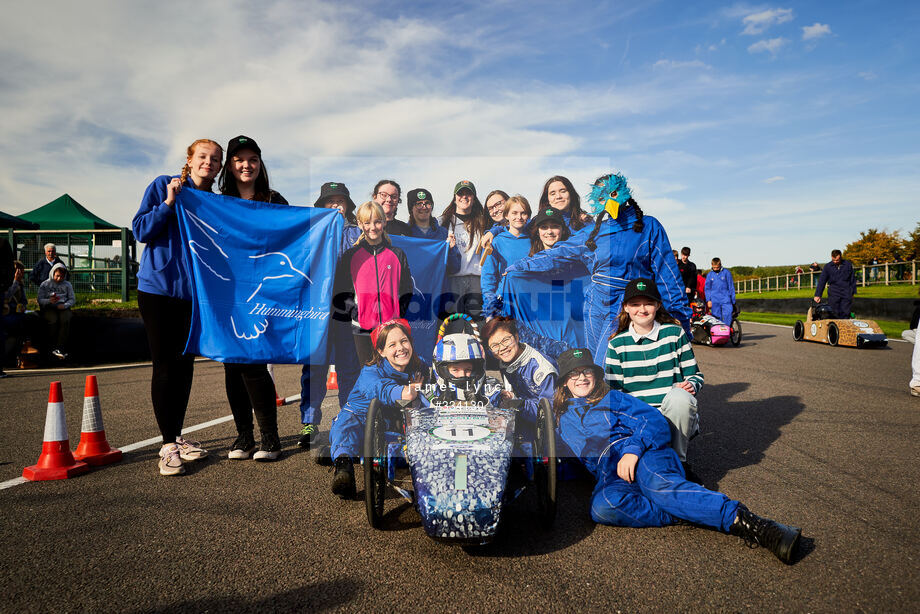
xmin=432 ymin=332 xmax=487 ymax=402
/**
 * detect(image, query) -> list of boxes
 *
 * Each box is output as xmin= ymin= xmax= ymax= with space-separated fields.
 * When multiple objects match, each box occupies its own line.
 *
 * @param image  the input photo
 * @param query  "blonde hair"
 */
xmin=503 ymin=194 xmax=532 ymax=219
xmin=354 ymin=201 xmax=389 ymax=246
xmin=180 ymin=139 xmax=223 ymax=187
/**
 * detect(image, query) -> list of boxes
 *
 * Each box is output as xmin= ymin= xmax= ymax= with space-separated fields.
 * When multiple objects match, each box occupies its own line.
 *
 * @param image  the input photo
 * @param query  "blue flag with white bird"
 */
xmin=174 ymin=188 xmax=342 ymax=363
xmin=389 ymin=234 xmax=448 ymax=361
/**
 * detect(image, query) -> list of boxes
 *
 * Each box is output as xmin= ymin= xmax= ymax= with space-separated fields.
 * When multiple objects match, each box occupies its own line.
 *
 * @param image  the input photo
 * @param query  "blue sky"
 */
xmin=1 ymin=0 xmax=917 ymax=266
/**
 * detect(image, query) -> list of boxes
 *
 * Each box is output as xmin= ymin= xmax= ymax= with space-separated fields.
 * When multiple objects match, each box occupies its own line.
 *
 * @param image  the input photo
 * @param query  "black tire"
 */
xmin=730 ymin=318 xmax=742 ymax=346
xmin=534 ymin=399 xmax=557 ymax=529
xmin=363 ymin=399 xmax=387 ymax=528
xmin=792 ymin=320 xmax=804 ymax=341
xmin=827 ymin=322 xmax=839 ymax=346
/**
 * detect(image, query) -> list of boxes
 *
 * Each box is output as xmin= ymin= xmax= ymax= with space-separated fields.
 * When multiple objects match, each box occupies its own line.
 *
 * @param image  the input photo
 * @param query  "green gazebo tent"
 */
xmin=20 ymin=193 xmax=118 ymax=230
xmin=0 ymin=210 xmax=39 ymax=230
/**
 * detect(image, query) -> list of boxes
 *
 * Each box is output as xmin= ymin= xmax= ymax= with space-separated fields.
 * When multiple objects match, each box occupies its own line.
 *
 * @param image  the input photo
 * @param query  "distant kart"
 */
xmin=792 ymin=304 xmax=887 ymax=348
xmin=690 ymin=301 xmax=741 ymax=347
xmin=363 ymin=397 xmax=556 ymax=545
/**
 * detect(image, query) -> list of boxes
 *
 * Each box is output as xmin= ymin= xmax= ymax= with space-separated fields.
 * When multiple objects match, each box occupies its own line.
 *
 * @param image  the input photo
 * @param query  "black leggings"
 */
xmin=138 ymin=290 xmax=195 ymax=445
xmin=224 ymin=363 xmax=278 ymax=437
xmin=353 ymin=331 xmax=375 ymax=367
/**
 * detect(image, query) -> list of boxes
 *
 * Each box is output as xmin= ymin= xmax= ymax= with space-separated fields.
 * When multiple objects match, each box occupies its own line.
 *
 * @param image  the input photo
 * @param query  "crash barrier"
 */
xmin=23 ymin=376 xmax=120 ymax=481
xmin=6 ymin=228 xmax=138 ymax=302
xmin=737 ymin=297 xmax=915 ymax=321
xmin=735 ymin=259 xmax=918 ymax=294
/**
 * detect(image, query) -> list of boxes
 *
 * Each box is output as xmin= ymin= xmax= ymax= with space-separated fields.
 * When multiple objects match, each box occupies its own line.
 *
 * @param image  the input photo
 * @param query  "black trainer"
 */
xmin=253 ymin=431 xmax=282 ymax=462
xmin=331 ymin=456 xmax=356 ymax=499
xmin=298 ymin=424 xmax=318 ymax=449
xmin=729 ymin=504 xmax=801 ymax=564
xmin=228 ymin=432 xmax=257 ymax=460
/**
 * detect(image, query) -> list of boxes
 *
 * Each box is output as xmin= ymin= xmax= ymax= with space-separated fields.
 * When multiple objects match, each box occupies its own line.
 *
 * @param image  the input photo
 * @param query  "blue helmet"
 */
xmin=432 ymin=333 xmax=487 ymax=402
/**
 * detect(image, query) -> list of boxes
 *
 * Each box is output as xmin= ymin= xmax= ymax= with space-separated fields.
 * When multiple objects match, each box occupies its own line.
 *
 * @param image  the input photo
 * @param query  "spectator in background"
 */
xmin=37 ymin=262 xmax=75 ymax=361
xmin=869 ymin=256 xmax=879 ymax=282
xmin=809 ymin=262 xmax=821 ymax=273
xmin=678 ymin=247 xmax=697 ymax=301
xmin=372 ymin=180 xmax=411 ymax=236
xmin=910 ymin=286 xmax=919 ymax=398
xmin=813 ymin=249 xmax=856 ymax=319
xmin=30 ymin=243 xmax=67 ymax=287
xmin=0 ymin=237 xmax=13 ymax=377
xmin=705 ymin=258 xmax=735 ymax=325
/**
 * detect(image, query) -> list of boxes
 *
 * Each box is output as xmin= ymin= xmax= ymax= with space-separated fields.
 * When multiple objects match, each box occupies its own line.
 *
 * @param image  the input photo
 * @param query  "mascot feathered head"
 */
xmin=587 ymin=172 xmax=632 ymax=219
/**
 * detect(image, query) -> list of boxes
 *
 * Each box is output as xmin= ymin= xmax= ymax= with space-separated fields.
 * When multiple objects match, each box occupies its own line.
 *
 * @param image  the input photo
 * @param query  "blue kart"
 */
xmin=363 ymin=396 xmax=556 ymax=544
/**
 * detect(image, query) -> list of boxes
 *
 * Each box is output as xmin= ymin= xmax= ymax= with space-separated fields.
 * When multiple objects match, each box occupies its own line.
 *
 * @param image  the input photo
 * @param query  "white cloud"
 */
xmin=802 ymin=23 xmax=831 ymax=41
xmin=764 ymin=176 xmax=785 ymax=183
xmin=858 ymin=71 xmax=878 ymax=81
xmin=748 ymin=37 xmax=788 ymax=55
xmin=653 ymin=59 xmax=711 ymax=70
xmin=741 ymin=8 xmax=794 ymax=35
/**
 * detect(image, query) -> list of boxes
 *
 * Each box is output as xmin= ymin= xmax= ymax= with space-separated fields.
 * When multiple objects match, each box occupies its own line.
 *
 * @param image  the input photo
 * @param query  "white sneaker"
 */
xmin=158 ymin=444 xmax=185 ymax=476
xmin=176 ymin=436 xmax=208 ymax=461
xmin=911 ymin=385 xmax=920 ymax=398
xmin=228 ymin=433 xmax=257 ymax=460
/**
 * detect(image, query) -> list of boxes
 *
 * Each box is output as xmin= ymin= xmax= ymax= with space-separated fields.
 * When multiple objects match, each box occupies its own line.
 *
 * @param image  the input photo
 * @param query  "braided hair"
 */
xmin=180 ymin=139 xmax=222 ymax=188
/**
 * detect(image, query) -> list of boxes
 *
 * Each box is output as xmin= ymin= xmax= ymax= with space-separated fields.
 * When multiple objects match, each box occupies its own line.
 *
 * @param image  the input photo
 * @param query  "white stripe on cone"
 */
xmin=43 ymin=401 xmax=68 ymax=442
xmin=81 ymin=396 xmax=104 ymax=433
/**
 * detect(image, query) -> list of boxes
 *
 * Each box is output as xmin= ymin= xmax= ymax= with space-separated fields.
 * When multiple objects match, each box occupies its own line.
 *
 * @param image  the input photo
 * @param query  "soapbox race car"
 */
xmin=363 ymin=396 xmax=556 ymax=545
xmin=792 ymin=304 xmax=887 ymax=348
xmin=690 ymin=301 xmax=741 ymax=347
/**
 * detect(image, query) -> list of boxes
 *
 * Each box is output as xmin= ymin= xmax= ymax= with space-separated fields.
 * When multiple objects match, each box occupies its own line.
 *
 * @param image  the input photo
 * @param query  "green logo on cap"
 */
xmin=546 ymin=209 xmax=554 ymax=215
xmin=330 ymin=183 xmax=338 ymax=188
xmin=637 ymin=282 xmax=647 ymax=291
xmin=417 ymin=191 xmax=426 ymax=199
xmin=573 ymin=350 xmax=583 ymax=357
xmin=239 ymin=138 xmax=248 ymax=143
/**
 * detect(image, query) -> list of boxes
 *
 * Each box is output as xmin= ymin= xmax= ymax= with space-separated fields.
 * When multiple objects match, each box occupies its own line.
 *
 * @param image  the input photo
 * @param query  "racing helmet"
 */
xmin=432 ymin=332 xmax=487 ymax=402
xmin=812 ymin=304 xmax=835 ymax=320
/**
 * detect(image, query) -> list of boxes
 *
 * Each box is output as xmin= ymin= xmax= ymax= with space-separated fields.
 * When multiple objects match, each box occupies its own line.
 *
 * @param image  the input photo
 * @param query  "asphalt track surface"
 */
xmin=1 ymin=322 xmax=917 ymax=613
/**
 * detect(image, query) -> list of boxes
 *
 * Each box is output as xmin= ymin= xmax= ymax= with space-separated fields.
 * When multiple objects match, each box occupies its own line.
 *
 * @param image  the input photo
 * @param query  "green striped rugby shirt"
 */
xmin=604 ymin=321 xmax=703 ymax=408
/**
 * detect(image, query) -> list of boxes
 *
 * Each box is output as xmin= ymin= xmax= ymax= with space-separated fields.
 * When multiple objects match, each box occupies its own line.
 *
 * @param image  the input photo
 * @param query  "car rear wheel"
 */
xmin=364 ymin=399 xmax=387 ymax=528
xmin=827 ymin=322 xmax=840 ymax=346
xmin=534 ymin=399 xmax=557 ymax=529
xmin=792 ymin=320 xmax=805 ymax=341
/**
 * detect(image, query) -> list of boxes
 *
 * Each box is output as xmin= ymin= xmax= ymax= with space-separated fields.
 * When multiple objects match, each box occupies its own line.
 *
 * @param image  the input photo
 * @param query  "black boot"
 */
xmin=331 ymin=456 xmax=356 ymax=499
xmin=729 ymin=504 xmax=801 ymax=564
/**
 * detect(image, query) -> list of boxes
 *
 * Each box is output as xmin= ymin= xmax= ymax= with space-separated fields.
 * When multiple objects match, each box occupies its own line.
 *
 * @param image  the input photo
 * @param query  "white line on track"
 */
xmin=0 ymin=414 xmax=234 ymax=491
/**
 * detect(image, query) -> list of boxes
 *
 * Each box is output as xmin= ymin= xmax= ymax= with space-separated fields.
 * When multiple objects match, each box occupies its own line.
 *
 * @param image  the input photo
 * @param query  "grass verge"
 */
xmin=740 ymin=311 xmax=909 ymax=338
xmin=736 ymin=285 xmax=919 ymax=299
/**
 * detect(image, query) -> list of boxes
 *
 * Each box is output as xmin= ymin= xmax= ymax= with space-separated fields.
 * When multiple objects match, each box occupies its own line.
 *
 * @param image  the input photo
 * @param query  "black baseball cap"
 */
xmin=407 ymin=188 xmax=433 ymax=216
xmin=314 ymin=181 xmax=356 ymax=211
xmin=623 ymin=278 xmax=661 ymax=303
xmin=556 ymin=348 xmax=602 ymax=383
xmin=226 ymin=135 xmax=261 ymax=160
xmin=530 ymin=207 xmax=565 ymax=234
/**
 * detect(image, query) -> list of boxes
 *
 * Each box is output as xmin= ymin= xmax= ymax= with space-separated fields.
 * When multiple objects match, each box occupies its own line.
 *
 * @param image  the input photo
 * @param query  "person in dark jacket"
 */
xmin=678 ymin=247 xmax=697 ymax=301
xmin=0 ymin=237 xmax=13 ymax=377
xmin=217 ymin=135 xmax=287 ymax=462
xmin=30 ymin=243 xmax=67 ymax=287
xmin=372 ymin=179 xmax=411 ymax=236
xmin=813 ymin=249 xmax=857 ymax=318
xmin=298 ymin=181 xmax=363 ymax=449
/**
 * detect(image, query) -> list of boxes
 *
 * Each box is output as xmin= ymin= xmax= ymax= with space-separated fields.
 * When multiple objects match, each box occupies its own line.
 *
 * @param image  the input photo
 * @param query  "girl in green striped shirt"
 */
xmin=604 ymin=278 xmax=703 ymax=479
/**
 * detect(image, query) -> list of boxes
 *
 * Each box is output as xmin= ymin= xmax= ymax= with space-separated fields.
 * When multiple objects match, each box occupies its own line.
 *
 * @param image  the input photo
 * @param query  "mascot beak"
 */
xmin=604 ymin=194 xmax=620 ymax=218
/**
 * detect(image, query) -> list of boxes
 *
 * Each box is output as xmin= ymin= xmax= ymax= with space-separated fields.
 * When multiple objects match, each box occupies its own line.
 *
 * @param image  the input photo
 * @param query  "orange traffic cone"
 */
xmin=326 ymin=365 xmax=338 ymax=391
xmin=22 ymin=381 xmax=90 ymax=481
xmin=73 ymin=375 xmax=123 ymax=466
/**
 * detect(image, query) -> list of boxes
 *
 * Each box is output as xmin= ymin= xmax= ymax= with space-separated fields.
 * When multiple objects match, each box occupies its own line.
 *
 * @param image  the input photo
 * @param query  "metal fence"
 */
xmin=735 ymin=260 xmax=918 ymax=294
xmin=7 ymin=228 xmax=137 ymax=302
